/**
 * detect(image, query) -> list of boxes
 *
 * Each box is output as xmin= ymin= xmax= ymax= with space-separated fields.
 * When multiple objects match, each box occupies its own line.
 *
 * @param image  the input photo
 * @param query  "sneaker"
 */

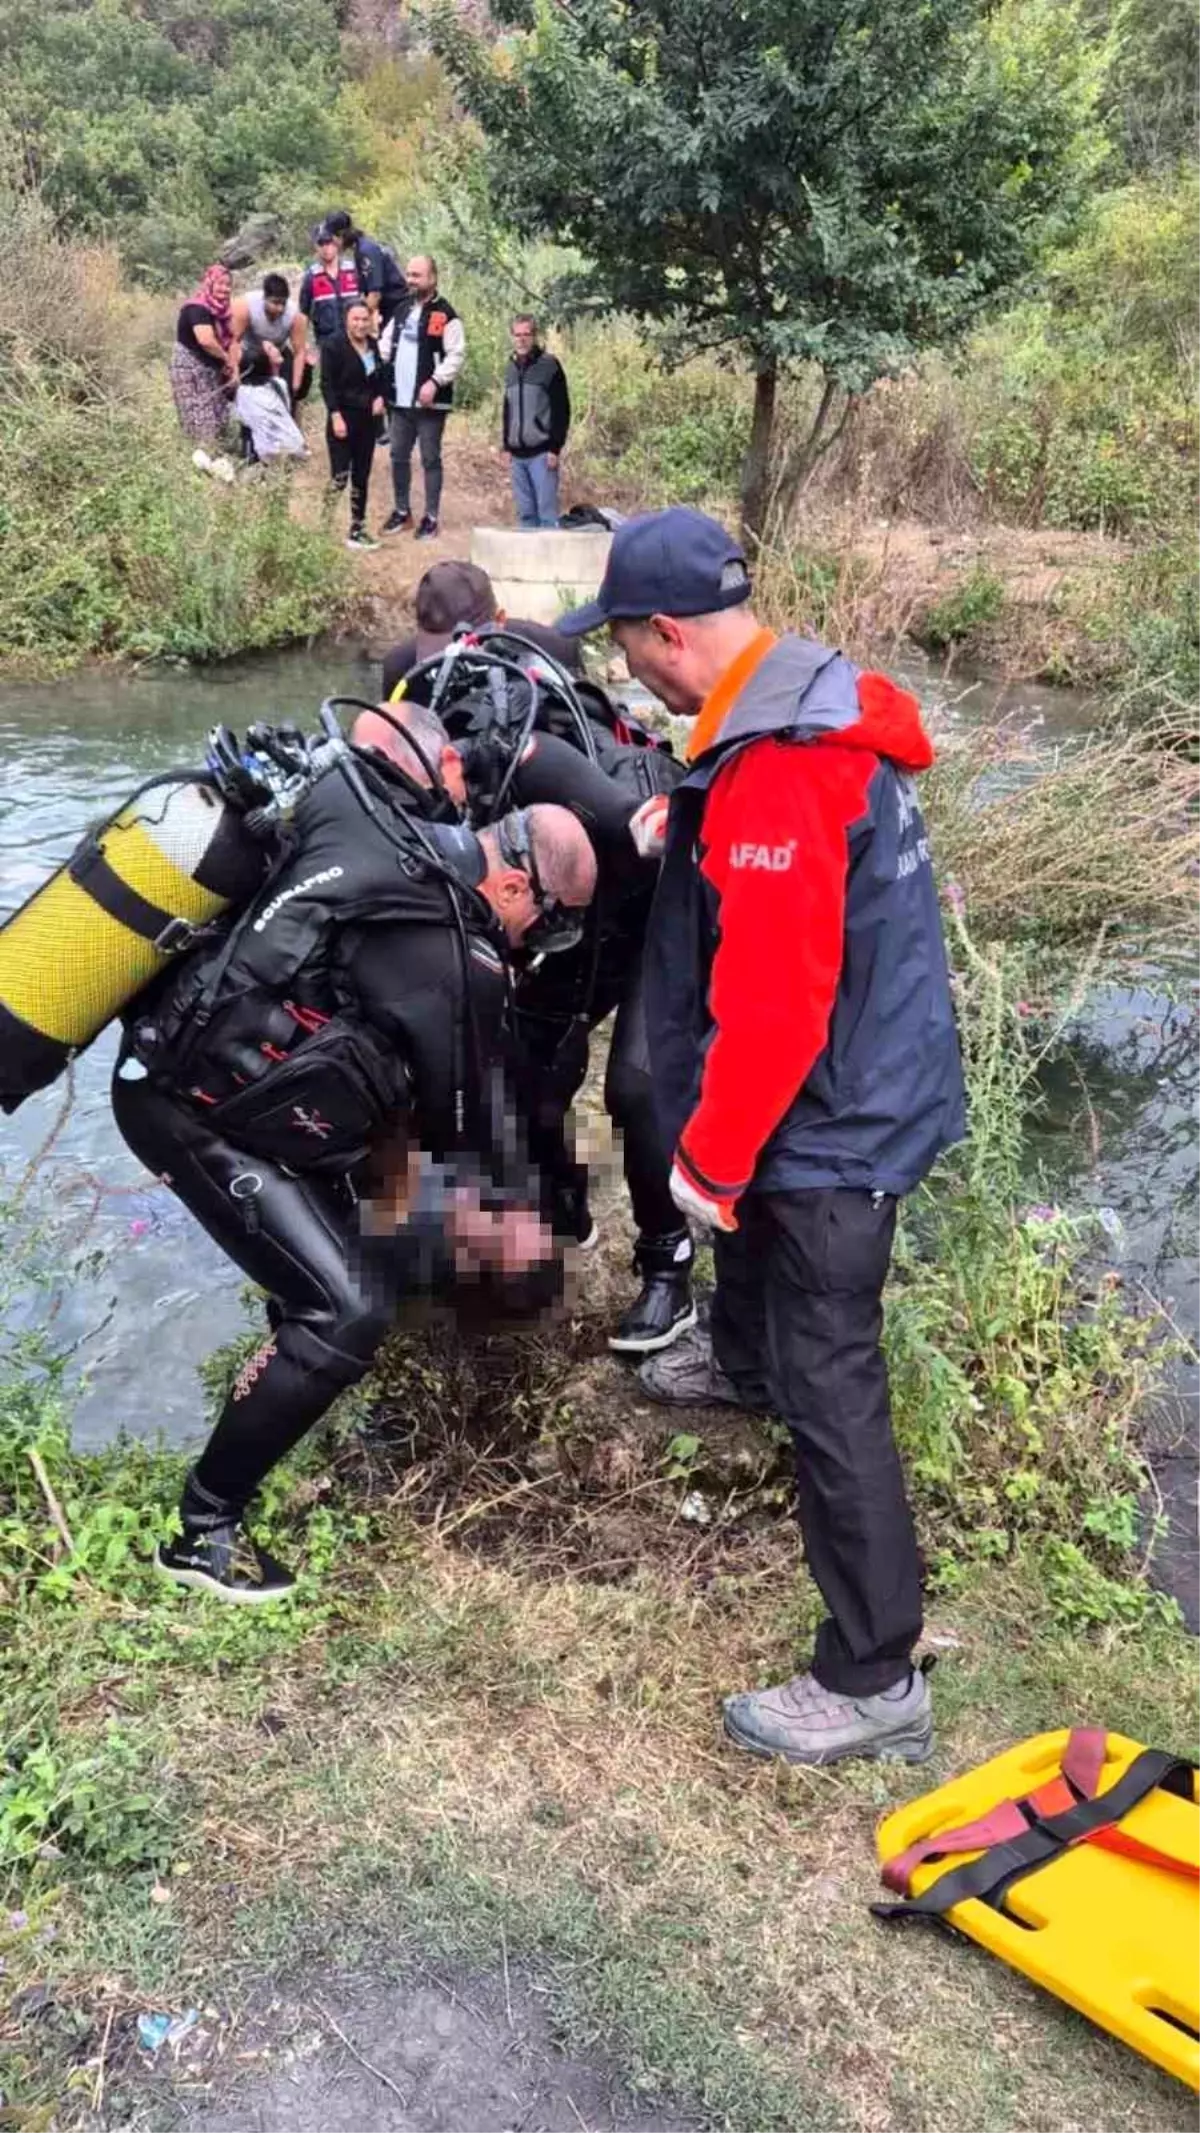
xmin=210 ymin=455 xmax=236 ymax=485
xmin=156 ymin=1521 xmax=295 ymax=1605
xmin=636 ymin=1323 xmax=763 ymax=1408
xmin=191 ymin=448 xmax=214 ymax=475
xmin=609 ymin=1231 xmax=696 ymax=1355
xmin=346 ymin=527 xmax=380 ymax=551
xmin=381 ymin=509 xmax=413 ymax=536
xmin=722 ymin=1667 xmax=933 ymax=1767
xmin=414 ymin=515 xmax=439 ymax=540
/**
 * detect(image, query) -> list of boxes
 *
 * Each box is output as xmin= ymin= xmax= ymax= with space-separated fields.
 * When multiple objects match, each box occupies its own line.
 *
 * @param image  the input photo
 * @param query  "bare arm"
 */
xmin=191 ymin=321 xmax=224 ymax=361
xmin=192 ymin=321 xmax=236 ymax=383
xmin=288 ymin=310 xmax=309 ymax=392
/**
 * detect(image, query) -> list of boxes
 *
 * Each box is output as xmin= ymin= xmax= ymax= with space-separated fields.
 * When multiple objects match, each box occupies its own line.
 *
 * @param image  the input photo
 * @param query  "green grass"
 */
xmin=1 ymin=908 xmax=1195 ymax=2127
xmin=1 ymin=1422 xmax=1194 ymax=2131
xmin=0 ymin=393 xmax=350 ymax=673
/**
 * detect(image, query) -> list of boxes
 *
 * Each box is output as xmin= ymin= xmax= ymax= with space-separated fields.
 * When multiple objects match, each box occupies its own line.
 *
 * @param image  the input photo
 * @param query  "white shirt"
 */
xmin=392 ymin=301 xmax=422 ymax=409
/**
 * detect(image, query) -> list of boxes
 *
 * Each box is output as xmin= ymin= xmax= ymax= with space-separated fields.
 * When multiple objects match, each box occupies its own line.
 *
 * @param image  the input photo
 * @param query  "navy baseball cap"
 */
xmin=557 ymin=507 xmax=751 ymax=636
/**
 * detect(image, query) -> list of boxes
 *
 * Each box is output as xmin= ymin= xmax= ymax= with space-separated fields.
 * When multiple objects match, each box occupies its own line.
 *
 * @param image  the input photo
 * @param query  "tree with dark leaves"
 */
xmin=432 ymin=0 xmax=1105 ymax=543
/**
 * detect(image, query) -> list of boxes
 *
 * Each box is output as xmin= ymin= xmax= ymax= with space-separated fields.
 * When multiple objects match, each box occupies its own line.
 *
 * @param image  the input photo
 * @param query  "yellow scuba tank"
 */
xmin=0 ymin=772 xmax=268 ymax=1113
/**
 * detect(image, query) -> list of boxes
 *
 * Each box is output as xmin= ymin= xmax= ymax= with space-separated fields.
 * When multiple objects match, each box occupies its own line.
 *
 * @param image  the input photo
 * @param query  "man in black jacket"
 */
xmin=320 ymin=301 xmax=386 ymax=550
xmin=115 ymin=784 xmax=597 ymax=1603
xmin=502 ymin=315 xmax=570 ymax=529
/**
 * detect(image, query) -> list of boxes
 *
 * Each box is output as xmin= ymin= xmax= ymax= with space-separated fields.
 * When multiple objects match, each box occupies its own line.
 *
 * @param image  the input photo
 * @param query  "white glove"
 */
xmin=669 ymin=1160 xmax=738 ymax=1233
xmin=628 ymin=792 xmax=670 ymax=862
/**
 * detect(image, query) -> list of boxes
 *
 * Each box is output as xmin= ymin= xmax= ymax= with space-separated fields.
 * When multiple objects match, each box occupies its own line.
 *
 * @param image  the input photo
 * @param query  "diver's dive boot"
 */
xmin=608 ymin=1230 xmax=696 ymax=1355
xmin=156 ymin=1471 xmax=295 ymax=1604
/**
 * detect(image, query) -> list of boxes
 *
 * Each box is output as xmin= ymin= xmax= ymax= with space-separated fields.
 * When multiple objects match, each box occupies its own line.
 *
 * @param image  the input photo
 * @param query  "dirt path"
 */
xmin=294 ymin=417 xmax=515 ymax=649
xmin=175 ymin=1969 xmax=700 ymax=2133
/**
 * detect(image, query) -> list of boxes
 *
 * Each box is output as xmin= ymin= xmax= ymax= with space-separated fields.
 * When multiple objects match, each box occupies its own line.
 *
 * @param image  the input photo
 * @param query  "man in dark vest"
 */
xmin=379 ymin=255 xmax=466 ymax=541
xmin=502 ymin=314 xmax=570 ymax=529
xmin=298 ymin=226 xmax=365 ymax=351
xmin=114 ymin=773 xmax=596 ymax=1604
xmin=556 ymin=507 xmax=967 ymax=1768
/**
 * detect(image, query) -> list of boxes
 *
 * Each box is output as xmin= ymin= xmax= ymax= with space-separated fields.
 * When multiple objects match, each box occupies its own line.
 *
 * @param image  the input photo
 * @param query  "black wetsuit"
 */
xmin=114 ymin=781 xmax=510 ymax=1521
xmin=483 ymin=727 xmax=683 ymax=1244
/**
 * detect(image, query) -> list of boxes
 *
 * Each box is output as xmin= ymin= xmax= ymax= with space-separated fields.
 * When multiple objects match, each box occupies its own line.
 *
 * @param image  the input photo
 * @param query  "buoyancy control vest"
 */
xmin=402 ymin=629 xmax=682 ymax=824
xmin=129 ymin=766 xmax=498 ymax=1170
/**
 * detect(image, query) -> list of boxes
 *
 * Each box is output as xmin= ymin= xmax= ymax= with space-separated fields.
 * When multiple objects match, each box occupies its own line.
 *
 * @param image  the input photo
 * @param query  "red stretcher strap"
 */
xmin=882 ymin=1728 xmax=1196 ymax=1898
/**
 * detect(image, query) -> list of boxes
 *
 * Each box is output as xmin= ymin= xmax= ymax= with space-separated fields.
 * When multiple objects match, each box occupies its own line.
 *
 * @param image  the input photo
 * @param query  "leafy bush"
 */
xmin=1102 ymin=537 xmax=1200 ymax=723
xmin=0 ymin=185 xmax=348 ymax=672
xmin=886 ymin=917 xmax=1171 ymax=1597
xmin=921 ymin=566 xmax=1006 ymax=649
xmin=1 ymin=0 xmax=373 ymax=275
xmin=0 ymin=395 xmax=348 ymax=670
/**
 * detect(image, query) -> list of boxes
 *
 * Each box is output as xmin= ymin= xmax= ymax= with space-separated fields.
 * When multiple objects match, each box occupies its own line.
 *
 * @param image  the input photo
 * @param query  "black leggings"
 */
xmin=516 ymin=937 xmax=679 ymax=1243
xmin=326 ymin=409 xmax=376 ymax=531
xmin=113 ymin=1069 xmax=397 ymax=1516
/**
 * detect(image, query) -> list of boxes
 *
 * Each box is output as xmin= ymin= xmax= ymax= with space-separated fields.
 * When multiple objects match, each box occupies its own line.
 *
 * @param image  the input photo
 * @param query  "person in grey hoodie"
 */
xmin=502 ymin=315 xmax=570 ymax=529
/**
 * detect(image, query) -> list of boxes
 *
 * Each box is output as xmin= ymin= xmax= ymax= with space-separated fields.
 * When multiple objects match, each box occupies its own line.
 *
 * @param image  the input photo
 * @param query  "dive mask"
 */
xmin=496 ymin=809 xmax=587 ymax=956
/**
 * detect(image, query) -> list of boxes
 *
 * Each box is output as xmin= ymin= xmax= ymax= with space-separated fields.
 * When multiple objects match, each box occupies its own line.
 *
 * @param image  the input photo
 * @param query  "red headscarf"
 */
xmin=189 ymin=264 xmax=233 ymax=350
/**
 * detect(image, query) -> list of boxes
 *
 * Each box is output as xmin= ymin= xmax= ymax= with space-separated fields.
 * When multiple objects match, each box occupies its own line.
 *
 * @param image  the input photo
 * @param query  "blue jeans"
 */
xmin=511 ymin=452 xmax=560 ymax=528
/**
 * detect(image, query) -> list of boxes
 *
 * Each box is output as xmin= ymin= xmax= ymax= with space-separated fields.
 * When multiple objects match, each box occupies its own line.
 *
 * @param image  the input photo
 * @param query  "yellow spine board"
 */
xmin=0 ymin=813 xmax=230 ymax=1047
xmin=877 ymin=1729 xmax=1199 ymax=2088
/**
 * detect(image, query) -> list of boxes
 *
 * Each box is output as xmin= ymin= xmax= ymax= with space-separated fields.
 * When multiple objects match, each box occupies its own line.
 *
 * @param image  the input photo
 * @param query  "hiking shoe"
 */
xmin=346 ymin=526 xmax=380 ymax=551
xmin=156 ymin=1522 xmax=295 ymax=1605
xmin=723 ymin=1667 xmax=933 ymax=1767
xmin=609 ymin=1230 xmax=696 ymax=1355
xmin=414 ymin=515 xmax=439 ymax=540
xmin=381 ymin=508 xmax=412 ymax=535
xmin=636 ymin=1323 xmax=762 ymax=1407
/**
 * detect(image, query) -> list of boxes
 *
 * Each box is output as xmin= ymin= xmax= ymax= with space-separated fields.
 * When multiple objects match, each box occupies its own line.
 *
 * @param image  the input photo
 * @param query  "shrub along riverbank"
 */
xmin=1 ymin=711 xmax=1196 ymax=2120
xmin=0 ymin=189 xmax=349 ymax=674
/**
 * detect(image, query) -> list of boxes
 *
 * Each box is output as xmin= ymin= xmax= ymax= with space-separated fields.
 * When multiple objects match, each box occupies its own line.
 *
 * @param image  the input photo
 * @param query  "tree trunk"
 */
xmin=740 ymin=364 xmax=777 ymax=552
xmin=773 ymin=375 xmax=855 ymax=528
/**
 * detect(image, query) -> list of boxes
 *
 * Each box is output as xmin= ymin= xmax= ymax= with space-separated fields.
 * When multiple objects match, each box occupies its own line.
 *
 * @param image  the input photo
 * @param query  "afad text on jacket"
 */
xmin=645 ymin=632 xmax=967 ymax=1201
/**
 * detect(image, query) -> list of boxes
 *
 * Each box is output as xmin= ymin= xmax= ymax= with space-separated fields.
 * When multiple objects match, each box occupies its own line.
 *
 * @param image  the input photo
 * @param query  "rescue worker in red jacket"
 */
xmin=556 ymin=508 xmax=966 ymax=1768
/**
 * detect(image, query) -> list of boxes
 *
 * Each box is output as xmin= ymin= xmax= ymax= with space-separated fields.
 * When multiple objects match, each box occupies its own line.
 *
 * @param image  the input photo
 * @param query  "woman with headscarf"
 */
xmin=170 ymin=264 xmax=239 ymax=443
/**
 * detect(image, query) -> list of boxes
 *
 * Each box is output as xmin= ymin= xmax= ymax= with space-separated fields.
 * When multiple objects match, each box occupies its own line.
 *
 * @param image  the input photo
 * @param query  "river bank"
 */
xmin=205 ymin=417 xmax=1183 ymax=695
xmin=1 ymin=647 xmax=1196 ymax=2132
xmin=0 ymin=334 xmax=1186 ymax=702
xmin=2 ymin=301 xmax=1197 ymax=2127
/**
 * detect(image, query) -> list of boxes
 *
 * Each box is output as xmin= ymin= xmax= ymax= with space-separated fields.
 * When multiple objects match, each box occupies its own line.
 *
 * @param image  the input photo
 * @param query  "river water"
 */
xmin=0 ymin=650 xmax=1195 ymax=1614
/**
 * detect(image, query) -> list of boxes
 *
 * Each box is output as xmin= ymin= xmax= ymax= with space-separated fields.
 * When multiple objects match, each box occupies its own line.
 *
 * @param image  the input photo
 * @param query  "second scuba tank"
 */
xmin=0 ymin=776 xmax=268 ymax=1114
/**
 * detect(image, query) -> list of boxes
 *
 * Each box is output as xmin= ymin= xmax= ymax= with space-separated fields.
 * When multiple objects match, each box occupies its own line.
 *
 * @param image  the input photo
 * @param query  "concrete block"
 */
xmin=470 ymin=525 xmax=610 ymax=627
xmin=471 ymin=525 xmax=612 ymax=585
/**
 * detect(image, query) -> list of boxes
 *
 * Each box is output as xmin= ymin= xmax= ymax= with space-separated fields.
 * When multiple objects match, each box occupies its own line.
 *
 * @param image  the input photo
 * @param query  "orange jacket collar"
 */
xmin=685 ymin=628 xmax=778 ymax=762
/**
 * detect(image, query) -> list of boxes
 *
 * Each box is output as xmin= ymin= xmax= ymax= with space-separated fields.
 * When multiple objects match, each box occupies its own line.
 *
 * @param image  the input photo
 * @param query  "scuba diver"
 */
xmin=374 ymin=639 xmax=694 ymax=1357
xmin=113 ymin=745 xmax=597 ymax=1601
